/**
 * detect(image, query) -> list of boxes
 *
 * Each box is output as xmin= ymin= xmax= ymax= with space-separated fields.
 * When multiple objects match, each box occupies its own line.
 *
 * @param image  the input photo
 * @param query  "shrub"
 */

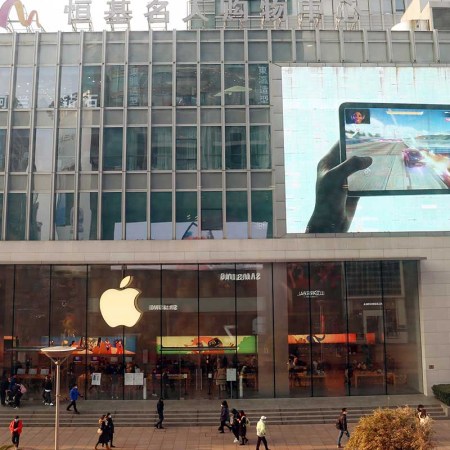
xmin=432 ymin=384 xmax=450 ymax=406
xmin=346 ymin=406 xmax=434 ymax=450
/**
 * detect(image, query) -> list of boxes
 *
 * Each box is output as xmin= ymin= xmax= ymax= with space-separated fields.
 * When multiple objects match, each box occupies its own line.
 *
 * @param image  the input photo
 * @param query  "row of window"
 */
xmin=0 ymin=190 xmax=273 ymax=241
xmin=0 ymin=125 xmax=270 ymax=172
xmin=0 ymin=64 xmax=269 ymax=110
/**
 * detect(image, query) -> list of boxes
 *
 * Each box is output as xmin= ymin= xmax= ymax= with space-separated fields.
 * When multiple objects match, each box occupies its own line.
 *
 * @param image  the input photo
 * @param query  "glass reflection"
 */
xmin=249 ymin=64 xmax=269 ymax=105
xmin=6 ymin=193 xmax=26 ymax=240
xmin=34 ymin=129 xmax=53 ymax=172
xmin=250 ymin=126 xmax=271 ymax=169
xmin=9 ymin=129 xmax=29 ymax=172
xmin=102 ymin=192 xmax=121 ymax=240
xmin=200 ymin=65 xmax=221 ymax=106
xmin=224 ymin=65 xmax=245 ymax=105
xmin=0 ymin=129 xmax=6 ymax=171
xmin=59 ymin=66 xmax=79 ymax=108
xmin=54 ymin=193 xmax=75 ymax=240
xmin=226 ymin=191 xmax=248 ymax=239
xmin=152 ymin=66 xmax=172 ymax=107
xmin=0 ymin=68 xmax=11 ymax=109
xmin=151 ymin=127 xmax=172 ymax=170
xmin=176 ymin=192 xmax=197 ymax=240
xmin=126 ymin=127 xmax=147 ymax=171
xmin=78 ymin=192 xmax=98 ymax=240
xmin=82 ymin=66 xmax=102 ymax=108
xmin=201 ymin=126 xmax=221 ymax=170
xmin=30 ymin=193 xmax=51 ymax=240
xmin=103 ymin=128 xmax=123 ymax=171
xmin=105 ymin=65 xmax=124 ymax=107
xmin=37 ymin=67 xmax=56 ymax=108
xmin=176 ymin=127 xmax=197 ymax=170
xmin=225 ymin=126 xmax=246 ymax=169
xmin=201 ymin=191 xmax=223 ymax=239
xmin=151 ymin=192 xmax=172 ymax=240
xmin=57 ymin=128 xmax=76 ymax=172
xmin=176 ymin=65 xmax=197 ymax=106
xmin=13 ymin=67 xmax=33 ymax=109
xmin=80 ymin=128 xmax=99 ymax=171
xmin=251 ymin=191 xmax=272 ymax=239
xmin=128 ymin=66 xmax=148 ymax=107
xmin=125 ymin=192 xmax=147 ymax=240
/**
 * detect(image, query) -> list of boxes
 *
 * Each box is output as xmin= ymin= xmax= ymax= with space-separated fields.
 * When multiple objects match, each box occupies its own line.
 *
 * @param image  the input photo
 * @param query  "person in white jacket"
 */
xmin=256 ymin=416 xmax=270 ymax=450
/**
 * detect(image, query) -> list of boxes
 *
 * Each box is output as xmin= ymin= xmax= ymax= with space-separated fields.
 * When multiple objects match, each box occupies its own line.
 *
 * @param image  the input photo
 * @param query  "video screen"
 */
xmin=340 ymin=103 xmax=450 ymax=195
xmin=282 ymin=66 xmax=450 ymax=233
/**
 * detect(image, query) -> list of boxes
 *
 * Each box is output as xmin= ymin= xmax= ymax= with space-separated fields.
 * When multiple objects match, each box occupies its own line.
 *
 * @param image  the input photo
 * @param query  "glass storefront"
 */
xmin=0 ymin=260 xmax=422 ymax=401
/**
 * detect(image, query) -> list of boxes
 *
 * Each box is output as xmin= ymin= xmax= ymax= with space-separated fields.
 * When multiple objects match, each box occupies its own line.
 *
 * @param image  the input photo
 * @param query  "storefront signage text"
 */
xmin=220 ymin=272 xmax=261 ymax=281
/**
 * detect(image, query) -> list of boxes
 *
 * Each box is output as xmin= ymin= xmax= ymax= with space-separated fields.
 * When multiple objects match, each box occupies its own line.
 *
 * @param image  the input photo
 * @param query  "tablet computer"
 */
xmin=339 ymin=102 xmax=450 ymax=196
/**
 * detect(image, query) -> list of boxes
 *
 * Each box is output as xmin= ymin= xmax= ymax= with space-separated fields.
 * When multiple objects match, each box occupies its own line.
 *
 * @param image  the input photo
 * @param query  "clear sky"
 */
xmin=3 ymin=0 xmax=188 ymax=32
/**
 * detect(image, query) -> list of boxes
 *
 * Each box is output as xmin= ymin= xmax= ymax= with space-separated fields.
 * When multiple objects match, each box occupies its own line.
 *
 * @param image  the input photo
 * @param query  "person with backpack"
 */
xmin=9 ymin=415 xmax=23 ymax=449
xmin=238 ymin=409 xmax=249 ymax=445
xmin=336 ymin=407 xmax=350 ymax=448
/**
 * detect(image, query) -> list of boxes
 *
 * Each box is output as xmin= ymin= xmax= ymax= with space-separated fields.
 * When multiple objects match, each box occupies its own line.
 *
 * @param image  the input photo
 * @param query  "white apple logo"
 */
xmin=100 ymin=276 xmax=143 ymax=327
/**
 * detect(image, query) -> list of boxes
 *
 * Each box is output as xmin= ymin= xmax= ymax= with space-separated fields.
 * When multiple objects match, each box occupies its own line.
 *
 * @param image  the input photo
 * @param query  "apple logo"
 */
xmin=99 ymin=276 xmax=143 ymax=327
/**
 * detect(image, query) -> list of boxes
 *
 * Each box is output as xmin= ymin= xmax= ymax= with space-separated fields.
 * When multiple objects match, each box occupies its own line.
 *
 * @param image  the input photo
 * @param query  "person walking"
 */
xmin=238 ymin=409 xmax=249 ymax=445
xmin=256 ymin=416 xmax=269 ymax=450
xmin=218 ymin=400 xmax=231 ymax=433
xmin=230 ymin=408 xmax=241 ymax=443
xmin=43 ymin=375 xmax=53 ymax=406
xmin=106 ymin=412 xmax=115 ymax=447
xmin=155 ymin=398 xmax=165 ymax=429
xmin=94 ymin=415 xmax=111 ymax=450
xmin=336 ymin=407 xmax=350 ymax=448
xmin=9 ymin=415 xmax=23 ymax=450
xmin=66 ymin=385 xmax=81 ymax=414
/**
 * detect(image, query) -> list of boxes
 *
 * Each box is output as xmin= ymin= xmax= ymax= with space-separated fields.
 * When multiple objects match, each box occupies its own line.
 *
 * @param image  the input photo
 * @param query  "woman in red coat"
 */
xmin=9 ymin=415 xmax=23 ymax=449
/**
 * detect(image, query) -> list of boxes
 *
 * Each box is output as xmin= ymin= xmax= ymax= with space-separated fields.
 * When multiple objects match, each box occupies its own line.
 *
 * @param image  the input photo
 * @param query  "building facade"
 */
xmin=0 ymin=0 xmax=450 ymax=401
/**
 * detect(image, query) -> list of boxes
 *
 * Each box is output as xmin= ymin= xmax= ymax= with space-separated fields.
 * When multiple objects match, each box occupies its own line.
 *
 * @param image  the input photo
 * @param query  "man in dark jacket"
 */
xmin=106 ymin=412 xmax=115 ymax=447
xmin=0 ymin=374 xmax=9 ymax=406
xmin=155 ymin=398 xmax=164 ymax=429
xmin=337 ymin=407 xmax=350 ymax=448
xmin=42 ymin=375 xmax=53 ymax=406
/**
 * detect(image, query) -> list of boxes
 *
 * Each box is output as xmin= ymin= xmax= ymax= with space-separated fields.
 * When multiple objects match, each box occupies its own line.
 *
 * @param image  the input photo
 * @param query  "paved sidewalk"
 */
xmin=0 ymin=421 xmax=450 ymax=449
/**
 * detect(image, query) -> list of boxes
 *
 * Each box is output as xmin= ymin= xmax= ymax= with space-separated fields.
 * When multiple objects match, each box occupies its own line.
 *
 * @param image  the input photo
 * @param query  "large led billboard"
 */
xmin=283 ymin=67 xmax=450 ymax=233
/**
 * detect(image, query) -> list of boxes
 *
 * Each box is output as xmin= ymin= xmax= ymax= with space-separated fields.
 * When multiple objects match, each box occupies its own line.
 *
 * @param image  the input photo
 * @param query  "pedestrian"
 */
xmin=336 ymin=407 xmax=350 ymax=448
xmin=230 ymin=408 xmax=241 ymax=443
xmin=218 ymin=400 xmax=231 ymax=433
xmin=417 ymin=405 xmax=429 ymax=425
xmin=256 ymin=416 xmax=269 ymax=450
xmin=106 ymin=412 xmax=115 ymax=447
xmin=238 ymin=409 xmax=249 ymax=445
xmin=0 ymin=372 xmax=8 ymax=406
xmin=94 ymin=414 xmax=111 ymax=450
xmin=9 ymin=415 xmax=23 ymax=450
xmin=43 ymin=375 xmax=53 ymax=406
xmin=155 ymin=398 xmax=164 ymax=429
xmin=66 ymin=384 xmax=81 ymax=414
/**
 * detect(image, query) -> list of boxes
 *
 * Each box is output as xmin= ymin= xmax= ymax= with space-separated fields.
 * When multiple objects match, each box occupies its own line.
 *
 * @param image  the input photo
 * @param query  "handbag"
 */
xmin=97 ymin=428 xmax=102 ymax=435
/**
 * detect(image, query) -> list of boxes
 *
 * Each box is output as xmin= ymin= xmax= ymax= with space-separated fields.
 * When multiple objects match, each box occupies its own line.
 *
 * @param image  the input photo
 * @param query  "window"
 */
xmin=151 ymin=192 xmax=172 ymax=240
xmin=9 ymin=129 xmax=29 ymax=172
xmin=127 ymin=127 xmax=147 ymax=171
xmin=13 ymin=67 xmax=33 ymax=109
xmin=250 ymin=126 xmax=271 ymax=169
xmin=201 ymin=191 xmax=223 ymax=238
xmin=176 ymin=127 xmax=197 ymax=170
xmin=176 ymin=192 xmax=197 ymax=239
xmin=125 ymin=192 xmax=147 ymax=240
xmin=57 ymin=128 xmax=76 ymax=172
xmin=105 ymin=65 xmax=124 ymax=107
xmin=200 ymin=65 xmax=221 ymax=106
xmin=37 ymin=67 xmax=56 ymax=108
xmin=103 ymin=128 xmax=123 ymax=171
xmin=224 ymin=65 xmax=245 ymax=105
xmin=6 ymin=193 xmax=26 ymax=240
xmin=54 ymin=193 xmax=75 ymax=240
xmin=226 ymin=191 xmax=248 ymax=239
xmin=152 ymin=65 xmax=172 ymax=107
xmin=251 ymin=190 xmax=272 ymax=238
xmin=128 ymin=65 xmax=148 ymax=107
xmin=176 ymin=65 xmax=197 ymax=106
xmin=201 ymin=126 xmax=222 ymax=170
xmin=34 ymin=128 xmax=53 ymax=172
xmin=151 ymin=127 xmax=172 ymax=170
xmin=78 ymin=192 xmax=98 ymax=240
xmin=101 ymin=192 xmax=121 ymax=240
xmin=249 ymin=64 xmax=269 ymax=105
xmin=59 ymin=66 xmax=79 ymax=108
xmin=80 ymin=128 xmax=99 ymax=171
xmin=30 ymin=193 xmax=51 ymax=240
xmin=225 ymin=126 xmax=246 ymax=169
xmin=82 ymin=66 xmax=102 ymax=108
xmin=0 ymin=68 xmax=11 ymax=109
xmin=0 ymin=129 xmax=6 ymax=171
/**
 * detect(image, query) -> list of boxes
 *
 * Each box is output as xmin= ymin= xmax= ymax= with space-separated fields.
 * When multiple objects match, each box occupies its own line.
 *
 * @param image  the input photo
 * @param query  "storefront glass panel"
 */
xmin=0 ymin=266 xmax=14 ymax=379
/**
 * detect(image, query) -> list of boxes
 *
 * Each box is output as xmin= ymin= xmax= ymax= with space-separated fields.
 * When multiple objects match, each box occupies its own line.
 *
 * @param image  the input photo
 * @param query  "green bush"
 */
xmin=432 ymin=384 xmax=450 ymax=405
xmin=346 ymin=406 xmax=434 ymax=450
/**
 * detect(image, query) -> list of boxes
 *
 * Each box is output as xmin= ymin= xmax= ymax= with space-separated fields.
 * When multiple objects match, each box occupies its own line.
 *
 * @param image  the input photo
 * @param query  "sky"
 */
xmin=3 ymin=0 xmax=189 ymax=32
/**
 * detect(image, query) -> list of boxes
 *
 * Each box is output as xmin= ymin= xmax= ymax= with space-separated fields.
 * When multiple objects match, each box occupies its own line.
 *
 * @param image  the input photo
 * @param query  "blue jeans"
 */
xmin=337 ymin=430 xmax=350 ymax=445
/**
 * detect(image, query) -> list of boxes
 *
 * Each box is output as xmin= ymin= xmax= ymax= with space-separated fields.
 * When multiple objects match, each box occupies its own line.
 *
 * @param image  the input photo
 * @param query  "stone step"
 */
xmin=0 ymin=404 xmax=446 ymax=427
